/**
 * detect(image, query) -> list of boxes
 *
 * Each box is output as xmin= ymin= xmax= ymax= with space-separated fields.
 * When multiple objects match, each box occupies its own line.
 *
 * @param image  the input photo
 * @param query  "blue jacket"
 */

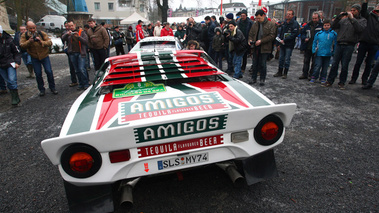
xmin=312 ymin=28 xmax=337 ymax=57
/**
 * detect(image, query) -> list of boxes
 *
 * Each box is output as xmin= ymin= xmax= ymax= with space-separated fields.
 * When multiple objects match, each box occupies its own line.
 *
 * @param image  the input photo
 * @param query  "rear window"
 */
xmin=139 ymin=41 xmax=176 ymax=51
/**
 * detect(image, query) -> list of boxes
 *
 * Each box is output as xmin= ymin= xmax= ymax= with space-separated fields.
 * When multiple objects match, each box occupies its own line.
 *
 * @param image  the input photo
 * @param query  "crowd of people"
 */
xmin=1 ymin=0 xmax=378 ymax=107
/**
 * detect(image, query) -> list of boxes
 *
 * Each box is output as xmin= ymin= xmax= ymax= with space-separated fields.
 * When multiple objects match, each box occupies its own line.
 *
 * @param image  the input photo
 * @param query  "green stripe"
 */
xmin=169 ymin=84 xmax=200 ymax=94
xmin=226 ymin=80 xmax=271 ymax=107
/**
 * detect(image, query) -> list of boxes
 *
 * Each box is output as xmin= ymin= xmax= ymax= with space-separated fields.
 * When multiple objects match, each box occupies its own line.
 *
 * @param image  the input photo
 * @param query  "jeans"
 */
xmin=0 ymin=66 xmax=18 ymax=90
xmin=302 ymin=49 xmax=315 ymax=77
xmin=31 ymin=56 xmax=56 ymax=92
xmin=232 ymin=52 xmax=243 ymax=78
xmin=69 ymin=53 xmax=89 ymax=88
xmin=214 ymin=51 xmax=223 ymax=70
xmin=86 ymin=50 xmax=91 ymax=70
xmin=367 ymin=60 xmax=379 ymax=86
xmin=351 ymin=42 xmax=379 ymax=82
xmin=91 ymin=48 xmax=107 ymax=71
xmin=65 ymin=52 xmax=77 ymax=84
xmin=251 ymin=49 xmax=269 ymax=81
xmin=208 ymin=43 xmax=215 ymax=61
xmin=21 ymin=52 xmax=32 ymax=65
xmin=127 ymin=44 xmax=134 ymax=53
xmin=327 ymin=44 xmax=355 ymax=84
xmin=312 ymin=56 xmax=331 ymax=80
xmin=279 ymin=46 xmax=294 ymax=69
xmin=0 ymin=74 xmax=6 ymax=90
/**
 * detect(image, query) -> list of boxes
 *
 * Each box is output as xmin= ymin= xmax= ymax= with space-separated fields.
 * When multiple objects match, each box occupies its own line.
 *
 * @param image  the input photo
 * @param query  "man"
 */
xmin=185 ymin=17 xmax=202 ymax=44
xmin=153 ymin=21 xmax=162 ymax=37
xmin=237 ymin=9 xmax=253 ymax=73
xmin=101 ymin=22 xmax=112 ymax=57
xmin=324 ymin=4 xmax=367 ymax=89
xmin=86 ymin=18 xmax=109 ymax=71
xmin=205 ymin=16 xmax=216 ymax=59
xmin=142 ymin=25 xmax=149 ymax=38
xmin=299 ymin=12 xmax=323 ymax=80
xmin=0 ymin=25 xmax=21 ymax=105
xmin=136 ymin=20 xmax=144 ymax=43
xmin=211 ymin=15 xmax=220 ymax=27
xmin=274 ymin=9 xmax=300 ymax=79
xmin=248 ymin=9 xmax=276 ymax=86
xmin=112 ymin=26 xmax=125 ymax=55
xmin=160 ymin=22 xmax=174 ymax=36
xmin=224 ymin=13 xmax=235 ymax=74
xmin=226 ymin=21 xmax=247 ymax=79
xmin=351 ymin=1 xmax=379 ymax=86
xmin=62 ymin=21 xmax=89 ymax=90
xmin=62 ymin=21 xmax=78 ymax=87
xmin=20 ymin=21 xmax=58 ymax=96
xmin=147 ymin=24 xmax=154 ymax=36
xmin=13 ymin=25 xmax=34 ymax=78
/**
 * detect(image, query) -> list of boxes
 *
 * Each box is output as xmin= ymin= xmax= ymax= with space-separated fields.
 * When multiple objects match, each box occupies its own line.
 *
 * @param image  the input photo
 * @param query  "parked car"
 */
xmin=129 ymin=36 xmax=183 ymax=53
xmin=41 ymin=50 xmax=296 ymax=212
xmin=36 ymin=15 xmax=66 ymax=32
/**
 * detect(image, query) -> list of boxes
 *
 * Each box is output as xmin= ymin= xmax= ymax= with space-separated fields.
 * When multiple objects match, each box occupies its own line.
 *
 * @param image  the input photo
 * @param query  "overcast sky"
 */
xmin=170 ymin=0 xmax=282 ymax=10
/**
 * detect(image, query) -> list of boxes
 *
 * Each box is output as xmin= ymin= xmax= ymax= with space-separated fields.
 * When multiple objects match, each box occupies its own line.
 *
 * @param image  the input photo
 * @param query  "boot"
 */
xmin=273 ymin=67 xmax=283 ymax=77
xmin=10 ymin=89 xmax=21 ymax=106
xmin=26 ymin=64 xmax=35 ymax=78
xmin=282 ymin=68 xmax=289 ymax=79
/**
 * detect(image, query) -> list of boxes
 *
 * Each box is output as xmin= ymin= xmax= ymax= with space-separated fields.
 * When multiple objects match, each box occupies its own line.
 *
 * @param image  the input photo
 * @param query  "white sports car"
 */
xmin=41 ymin=50 xmax=296 ymax=212
xmin=129 ymin=36 xmax=183 ymax=53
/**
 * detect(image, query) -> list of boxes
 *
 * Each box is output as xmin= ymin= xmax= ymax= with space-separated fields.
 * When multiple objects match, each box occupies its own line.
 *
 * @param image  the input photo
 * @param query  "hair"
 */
xmin=211 ymin=15 xmax=216 ymax=20
xmin=313 ymin=12 xmax=321 ymax=18
xmin=138 ymin=20 xmax=143 ymax=24
xmin=84 ymin=24 xmax=89 ymax=29
xmin=323 ymin=19 xmax=331 ymax=24
xmin=288 ymin=9 xmax=295 ymax=16
xmin=87 ymin=18 xmax=95 ymax=23
xmin=100 ymin=22 xmax=105 ymax=26
xmin=148 ymin=24 xmax=152 ymax=27
xmin=255 ymin=10 xmax=266 ymax=17
xmin=205 ymin=16 xmax=211 ymax=21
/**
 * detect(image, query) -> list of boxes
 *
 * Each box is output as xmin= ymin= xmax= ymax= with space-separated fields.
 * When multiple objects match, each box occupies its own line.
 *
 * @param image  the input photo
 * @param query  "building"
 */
xmin=85 ymin=0 xmax=148 ymax=26
xmin=216 ymin=2 xmax=247 ymax=17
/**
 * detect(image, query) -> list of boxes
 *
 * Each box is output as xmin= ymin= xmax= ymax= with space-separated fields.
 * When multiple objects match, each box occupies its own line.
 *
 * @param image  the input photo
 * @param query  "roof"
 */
xmin=218 ymin=2 xmax=247 ymax=9
xmin=101 ymin=50 xmax=224 ymax=87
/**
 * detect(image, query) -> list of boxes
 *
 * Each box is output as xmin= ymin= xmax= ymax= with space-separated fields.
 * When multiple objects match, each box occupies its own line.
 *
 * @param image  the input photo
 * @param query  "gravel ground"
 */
xmin=0 ymin=48 xmax=377 ymax=212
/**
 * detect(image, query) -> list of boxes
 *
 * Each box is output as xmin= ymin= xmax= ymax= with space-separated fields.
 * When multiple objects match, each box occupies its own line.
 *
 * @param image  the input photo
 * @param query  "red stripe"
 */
xmin=188 ymin=81 xmax=249 ymax=108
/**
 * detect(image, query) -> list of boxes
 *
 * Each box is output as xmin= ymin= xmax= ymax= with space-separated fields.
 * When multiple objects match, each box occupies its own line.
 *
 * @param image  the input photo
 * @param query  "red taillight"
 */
xmin=69 ymin=152 xmax=94 ymax=173
xmin=261 ymin=121 xmax=279 ymax=140
xmin=109 ymin=149 xmax=130 ymax=163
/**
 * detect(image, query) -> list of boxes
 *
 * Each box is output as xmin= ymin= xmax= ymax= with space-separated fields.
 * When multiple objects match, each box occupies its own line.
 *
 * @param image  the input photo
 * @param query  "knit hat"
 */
xmin=0 ymin=25 xmax=3 ymax=34
xmin=351 ymin=4 xmax=361 ymax=12
xmin=226 ymin=13 xmax=234 ymax=19
xmin=241 ymin=10 xmax=247 ymax=15
xmin=201 ymin=21 xmax=205 ymax=24
xmin=229 ymin=20 xmax=237 ymax=26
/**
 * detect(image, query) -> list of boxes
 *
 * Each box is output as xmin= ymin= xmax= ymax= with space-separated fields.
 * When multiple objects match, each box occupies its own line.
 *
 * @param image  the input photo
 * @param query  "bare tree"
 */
xmin=5 ymin=0 xmax=48 ymax=29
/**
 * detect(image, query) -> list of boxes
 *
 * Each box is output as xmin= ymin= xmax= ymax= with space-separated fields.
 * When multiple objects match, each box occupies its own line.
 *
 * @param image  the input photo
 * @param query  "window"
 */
xmin=50 ymin=23 xmax=55 ymax=26
xmin=140 ymin=4 xmax=144 ymax=12
xmin=94 ymin=2 xmax=100 ymax=11
xmin=108 ymin=3 xmax=114 ymax=11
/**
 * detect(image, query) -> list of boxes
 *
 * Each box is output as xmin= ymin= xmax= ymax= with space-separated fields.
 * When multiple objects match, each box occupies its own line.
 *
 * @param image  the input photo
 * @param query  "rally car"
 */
xmin=41 ymin=50 xmax=296 ymax=212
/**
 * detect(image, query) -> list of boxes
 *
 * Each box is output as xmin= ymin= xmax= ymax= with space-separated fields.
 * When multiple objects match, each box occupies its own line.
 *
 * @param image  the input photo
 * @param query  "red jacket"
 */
xmin=160 ymin=27 xmax=174 ymax=37
xmin=136 ymin=24 xmax=144 ymax=42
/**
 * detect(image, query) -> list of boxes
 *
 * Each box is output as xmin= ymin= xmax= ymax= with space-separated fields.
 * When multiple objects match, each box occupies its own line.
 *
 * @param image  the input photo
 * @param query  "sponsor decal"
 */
xmin=138 ymin=135 xmax=223 ymax=158
xmin=157 ymin=153 xmax=209 ymax=170
xmin=134 ymin=115 xmax=228 ymax=143
xmin=119 ymin=92 xmax=228 ymax=124
xmin=113 ymin=82 xmax=166 ymax=98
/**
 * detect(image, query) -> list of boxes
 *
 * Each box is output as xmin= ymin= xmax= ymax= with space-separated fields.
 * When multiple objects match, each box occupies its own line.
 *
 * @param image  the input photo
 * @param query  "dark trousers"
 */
xmin=115 ymin=44 xmax=125 ymax=55
xmin=327 ymin=44 xmax=355 ymax=84
xmin=351 ymin=42 xmax=379 ymax=82
xmin=214 ymin=51 xmax=223 ymax=70
xmin=66 ymin=52 xmax=77 ymax=83
xmin=251 ymin=48 xmax=269 ymax=81
xmin=91 ymin=48 xmax=107 ymax=71
xmin=241 ymin=51 xmax=248 ymax=71
xmin=367 ymin=60 xmax=379 ymax=86
xmin=302 ymin=49 xmax=315 ymax=77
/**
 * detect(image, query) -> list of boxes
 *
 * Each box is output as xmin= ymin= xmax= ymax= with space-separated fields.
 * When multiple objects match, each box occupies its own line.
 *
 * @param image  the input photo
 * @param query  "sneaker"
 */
xmin=51 ymin=89 xmax=58 ymax=94
xmin=69 ymin=82 xmax=79 ymax=87
xmin=39 ymin=91 xmax=45 ymax=96
xmin=338 ymin=83 xmax=345 ymax=90
xmin=322 ymin=82 xmax=332 ymax=87
xmin=321 ymin=80 xmax=326 ymax=84
xmin=282 ymin=74 xmax=287 ymax=79
xmin=309 ymin=78 xmax=315 ymax=83
xmin=259 ymin=79 xmax=265 ymax=86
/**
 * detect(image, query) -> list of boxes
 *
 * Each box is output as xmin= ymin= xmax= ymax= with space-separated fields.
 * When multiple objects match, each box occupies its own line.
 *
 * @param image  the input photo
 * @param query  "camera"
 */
xmin=32 ymin=35 xmax=38 ymax=42
xmin=341 ymin=12 xmax=348 ymax=16
xmin=223 ymin=29 xmax=231 ymax=36
xmin=250 ymin=41 xmax=256 ymax=48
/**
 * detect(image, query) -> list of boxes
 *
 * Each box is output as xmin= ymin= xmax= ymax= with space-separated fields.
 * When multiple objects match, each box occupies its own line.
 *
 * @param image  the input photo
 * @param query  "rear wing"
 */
xmin=100 ymin=50 xmax=224 ymax=87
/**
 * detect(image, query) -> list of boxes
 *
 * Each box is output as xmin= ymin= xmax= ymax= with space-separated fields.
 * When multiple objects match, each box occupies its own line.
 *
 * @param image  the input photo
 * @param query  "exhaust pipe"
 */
xmin=217 ymin=162 xmax=245 ymax=187
xmin=119 ymin=177 xmax=141 ymax=210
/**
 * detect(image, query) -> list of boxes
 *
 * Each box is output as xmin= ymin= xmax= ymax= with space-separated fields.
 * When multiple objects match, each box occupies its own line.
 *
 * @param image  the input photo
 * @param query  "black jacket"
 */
xmin=186 ymin=22 xmax=202 ymax=42
xmin=278 ymin=17 xmax=300 ymax=48
xmin=0 ymin=32 xmax=21 ymax=69
xmin=229 ymin=27 xmax=247 ymax=56
xmin=360 ymin=2 xmax=379 ymax=45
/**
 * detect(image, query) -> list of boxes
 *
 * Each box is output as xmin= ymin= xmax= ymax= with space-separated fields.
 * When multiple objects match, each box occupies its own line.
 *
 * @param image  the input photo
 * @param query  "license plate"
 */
xmin=157 ymin=152 xmax=208 ymax=170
